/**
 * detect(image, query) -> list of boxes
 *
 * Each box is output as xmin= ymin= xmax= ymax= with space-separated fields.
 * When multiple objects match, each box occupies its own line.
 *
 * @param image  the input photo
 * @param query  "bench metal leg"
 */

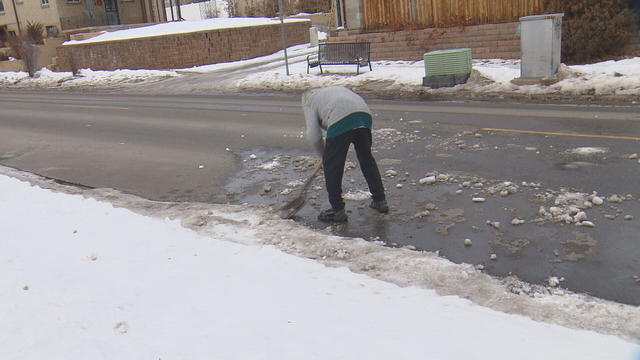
xmin=369 ymin=61 xmax=372 ymax=71
xmin=357 ymin=63 xmax=360 ymax=75
xmin=319 ymin=64 xmax=323 ymax=74
xmin=307 ymin=63 xmax=310 ymax=74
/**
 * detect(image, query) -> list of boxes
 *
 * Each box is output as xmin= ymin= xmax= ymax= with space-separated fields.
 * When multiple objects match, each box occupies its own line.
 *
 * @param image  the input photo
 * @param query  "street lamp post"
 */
xmin=278 ymin=0 xmax=290 ymax=76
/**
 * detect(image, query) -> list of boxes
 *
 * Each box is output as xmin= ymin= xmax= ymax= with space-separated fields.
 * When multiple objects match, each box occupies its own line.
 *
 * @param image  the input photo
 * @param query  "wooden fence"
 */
xmin=362 ymin=0 xmax=544 ymax=31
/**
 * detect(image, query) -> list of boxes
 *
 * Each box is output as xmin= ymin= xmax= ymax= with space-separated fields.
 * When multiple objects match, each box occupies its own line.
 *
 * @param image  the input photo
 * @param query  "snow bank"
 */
xmin=2 ymin=166 xmax=640 ymax=359
xmin=0 ymin=68 xmax=179 ymax=88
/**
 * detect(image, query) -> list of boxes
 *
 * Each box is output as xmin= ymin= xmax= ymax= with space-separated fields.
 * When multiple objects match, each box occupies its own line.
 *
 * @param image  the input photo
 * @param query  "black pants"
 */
xmin=323 ymin=127 xmax=386 ymax=211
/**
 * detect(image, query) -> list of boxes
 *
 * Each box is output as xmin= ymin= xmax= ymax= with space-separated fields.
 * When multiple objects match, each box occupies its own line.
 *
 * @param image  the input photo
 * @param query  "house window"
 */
xmin=46 ymin=25 xmax=58 ymax=36
xmin=41 ymin=0 xmax=49 ymax=5
xmin=0 ymin=0 xmax=5 ymax=12
xmin=66 ymin=0 xmax=81 ymax=3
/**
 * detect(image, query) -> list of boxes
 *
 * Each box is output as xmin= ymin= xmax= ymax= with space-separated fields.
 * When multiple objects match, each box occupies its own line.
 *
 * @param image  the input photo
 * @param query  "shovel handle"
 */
xmin=301 ymin=161 xmax=323 ymax=193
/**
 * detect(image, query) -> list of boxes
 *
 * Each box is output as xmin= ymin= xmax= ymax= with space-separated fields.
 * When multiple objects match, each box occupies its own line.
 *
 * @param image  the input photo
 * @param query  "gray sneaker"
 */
xmin=369 ymin=200 xmax=389 ymax=213
xmin=318 ymin=208 xmax=348 ymax=222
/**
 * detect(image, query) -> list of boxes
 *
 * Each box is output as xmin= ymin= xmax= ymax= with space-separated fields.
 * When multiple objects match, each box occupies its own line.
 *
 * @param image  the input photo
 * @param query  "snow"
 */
xmin=0 ymin=68 xmax=179 ymax=88
xmin=235 ymin=56 xmax=640 ymax=96
xmin=181 ymin=44 xmax=316 ymax=74
xmin=257 ymin=158 xmax=281 ymax=170
xmin=64 ymin=17 xmax=308 ymax=45
xmin=2 ymin=24 xmax=640 ymax=97
xmin=342 ymin=189 xmax=372 ymax=200
xmin=1 ymin=167 xmax=640 ymax=359
xmin=2 ymin=170 xmax=639 ymax=359
xmin=566 ymin=147 xmax=608 ymax=155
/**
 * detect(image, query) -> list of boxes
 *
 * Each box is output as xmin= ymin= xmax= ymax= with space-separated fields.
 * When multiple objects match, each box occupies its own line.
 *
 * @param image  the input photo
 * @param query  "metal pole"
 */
xmin=278 ymin=0 xmax=290 ymax=76
xmin=176 ymin=0 xmax=183 ymax=20
xmin=10 ymin=0 xmax=22 ymax=35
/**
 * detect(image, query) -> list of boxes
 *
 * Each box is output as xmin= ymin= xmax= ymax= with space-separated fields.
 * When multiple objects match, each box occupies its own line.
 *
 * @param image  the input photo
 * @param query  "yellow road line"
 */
xmin=62 ymin=104 xmax=129 ymax=110
xmin=482 ymin=127 xmax=640 ymax=141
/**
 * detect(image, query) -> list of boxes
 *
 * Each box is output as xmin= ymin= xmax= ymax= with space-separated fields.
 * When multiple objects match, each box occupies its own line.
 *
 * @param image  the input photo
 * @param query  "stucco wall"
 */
xmin=55 ymin=20 xmax=311 ymax=71
xmin=1 ymin=0 xmax=62 ymax=33
xmin=118 ymin=0 xmax=144 ymax=24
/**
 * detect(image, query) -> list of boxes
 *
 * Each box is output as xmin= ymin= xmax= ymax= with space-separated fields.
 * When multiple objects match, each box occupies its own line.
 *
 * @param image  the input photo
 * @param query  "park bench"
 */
xmin=307 ymin=42 xmax=372 ymax=75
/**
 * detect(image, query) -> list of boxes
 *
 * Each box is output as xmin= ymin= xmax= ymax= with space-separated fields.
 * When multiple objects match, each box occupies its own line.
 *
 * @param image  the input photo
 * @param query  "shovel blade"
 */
xmin=279 ymin=195 xmax=306 ymax=219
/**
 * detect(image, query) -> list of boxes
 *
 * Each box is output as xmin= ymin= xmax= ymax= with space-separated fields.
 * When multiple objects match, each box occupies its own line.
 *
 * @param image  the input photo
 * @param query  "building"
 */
xmin=0 ymin=0 xmax=167 ymax=47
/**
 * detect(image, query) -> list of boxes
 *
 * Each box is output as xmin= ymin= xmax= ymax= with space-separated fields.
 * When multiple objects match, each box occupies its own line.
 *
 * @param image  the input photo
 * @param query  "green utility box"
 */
xmin=422 ymin=48 xmax=472 ymax=88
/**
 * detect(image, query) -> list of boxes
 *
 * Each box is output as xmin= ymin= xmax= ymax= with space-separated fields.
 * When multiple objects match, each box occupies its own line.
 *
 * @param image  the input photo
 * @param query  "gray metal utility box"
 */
xmin=519 ymin=13 xmax=564 ymax=79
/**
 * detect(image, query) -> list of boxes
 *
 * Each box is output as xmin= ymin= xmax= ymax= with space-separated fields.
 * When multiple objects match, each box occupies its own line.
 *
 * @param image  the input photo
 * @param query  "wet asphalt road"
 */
xmin=0 ymin=90 xmax=639 ymax=305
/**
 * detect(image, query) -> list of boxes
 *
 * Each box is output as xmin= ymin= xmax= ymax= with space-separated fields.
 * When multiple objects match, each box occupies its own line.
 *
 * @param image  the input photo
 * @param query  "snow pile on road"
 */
xmin=565 ymin=147 xmax=608 ymax=155
xmin=2 ymin=166 xmax=640 ymax=358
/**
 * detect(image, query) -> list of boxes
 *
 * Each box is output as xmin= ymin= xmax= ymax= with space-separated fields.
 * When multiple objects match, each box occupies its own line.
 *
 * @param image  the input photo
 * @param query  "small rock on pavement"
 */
xmin=591 ymin=196 xmax=604 ymax=205
xmin=249 ymin=154 xmax=257 ymax=159
xmin=472 ymin=197 xmax=486 ymax=203
xmin=413 ymin=210 xmax=431 ymax=218
xmin=579 ymin=221 xmax=595 ymax=227
xmin=396 ymin=184 xmax=403 ymax=189
xmin=511 ymin=218 xmax=526 ymax=225
xmin=604 ymin=214 xmax=616 ymax=220
xmin=476 ymin=264 xmax=485 ymax=270
xmin=385 ymin=169 xmax=398 ymax=177
xmin=263 ymin=185 xmax=272 ymax=193
xmin=607 ymin=194 xmax=623 ymax=203
xmin=464 ymin=238 xmax=473 ymax=246
xmin=624 ymin=215 xmax=634 ymax=221
xmin=455 ymin=189 xmax=463 ymax=195
xmin=574 ymin=211 xmax=588 ymax=222
xmin=486 ymin=221 xmax=500 ymax=229
xmin=419 ymin=176 xmax=437 ymax=185
xmin=629 ymin=153 xmax=638 ymax=159
xmin=490 ymin=254 xmax=497 ymax=261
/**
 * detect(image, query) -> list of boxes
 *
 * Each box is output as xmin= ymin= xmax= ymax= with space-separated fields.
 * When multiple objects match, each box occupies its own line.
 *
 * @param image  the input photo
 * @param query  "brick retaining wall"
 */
xmin=329 ymin=23 xmax=521 ymax=60
xmin=55 ymin=20 xmax=310 ymax=71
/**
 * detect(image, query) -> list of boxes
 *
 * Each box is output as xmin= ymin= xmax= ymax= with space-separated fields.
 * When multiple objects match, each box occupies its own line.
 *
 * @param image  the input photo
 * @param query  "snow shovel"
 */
xmin=279 ymin=162 xmax=323 ymax=219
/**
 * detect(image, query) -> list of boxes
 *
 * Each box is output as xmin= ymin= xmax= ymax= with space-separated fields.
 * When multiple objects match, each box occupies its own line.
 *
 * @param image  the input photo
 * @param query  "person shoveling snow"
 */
xmin=301 ymin=86 xmax=389 ymax=222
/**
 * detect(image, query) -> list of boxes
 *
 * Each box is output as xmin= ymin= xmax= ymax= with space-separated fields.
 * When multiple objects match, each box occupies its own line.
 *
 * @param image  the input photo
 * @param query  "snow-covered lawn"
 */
xmin=235 ymin=56 xmax=640 ymax=96
xmin=1 ymin=45 xmax=639 ymax=96
xmin=1 ymin=168 xmax=639 ymax=359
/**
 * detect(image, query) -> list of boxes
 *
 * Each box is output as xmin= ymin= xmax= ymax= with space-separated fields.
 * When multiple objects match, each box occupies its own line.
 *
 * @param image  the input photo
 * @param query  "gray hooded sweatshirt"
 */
xmin=302 ymin=86 xmax=372 ymax=155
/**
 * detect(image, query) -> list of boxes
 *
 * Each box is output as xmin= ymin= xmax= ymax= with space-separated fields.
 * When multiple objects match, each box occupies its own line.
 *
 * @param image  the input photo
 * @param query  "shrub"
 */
xmin=26 ymin=21 xmax=45 ymax=45
xmin=7 ymin=35 xmax=24 ymax=60
xmin=544 ymin=0 xmax=636 ymax=64
xmin=7 ymin=34 xmax=38 ymax=77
